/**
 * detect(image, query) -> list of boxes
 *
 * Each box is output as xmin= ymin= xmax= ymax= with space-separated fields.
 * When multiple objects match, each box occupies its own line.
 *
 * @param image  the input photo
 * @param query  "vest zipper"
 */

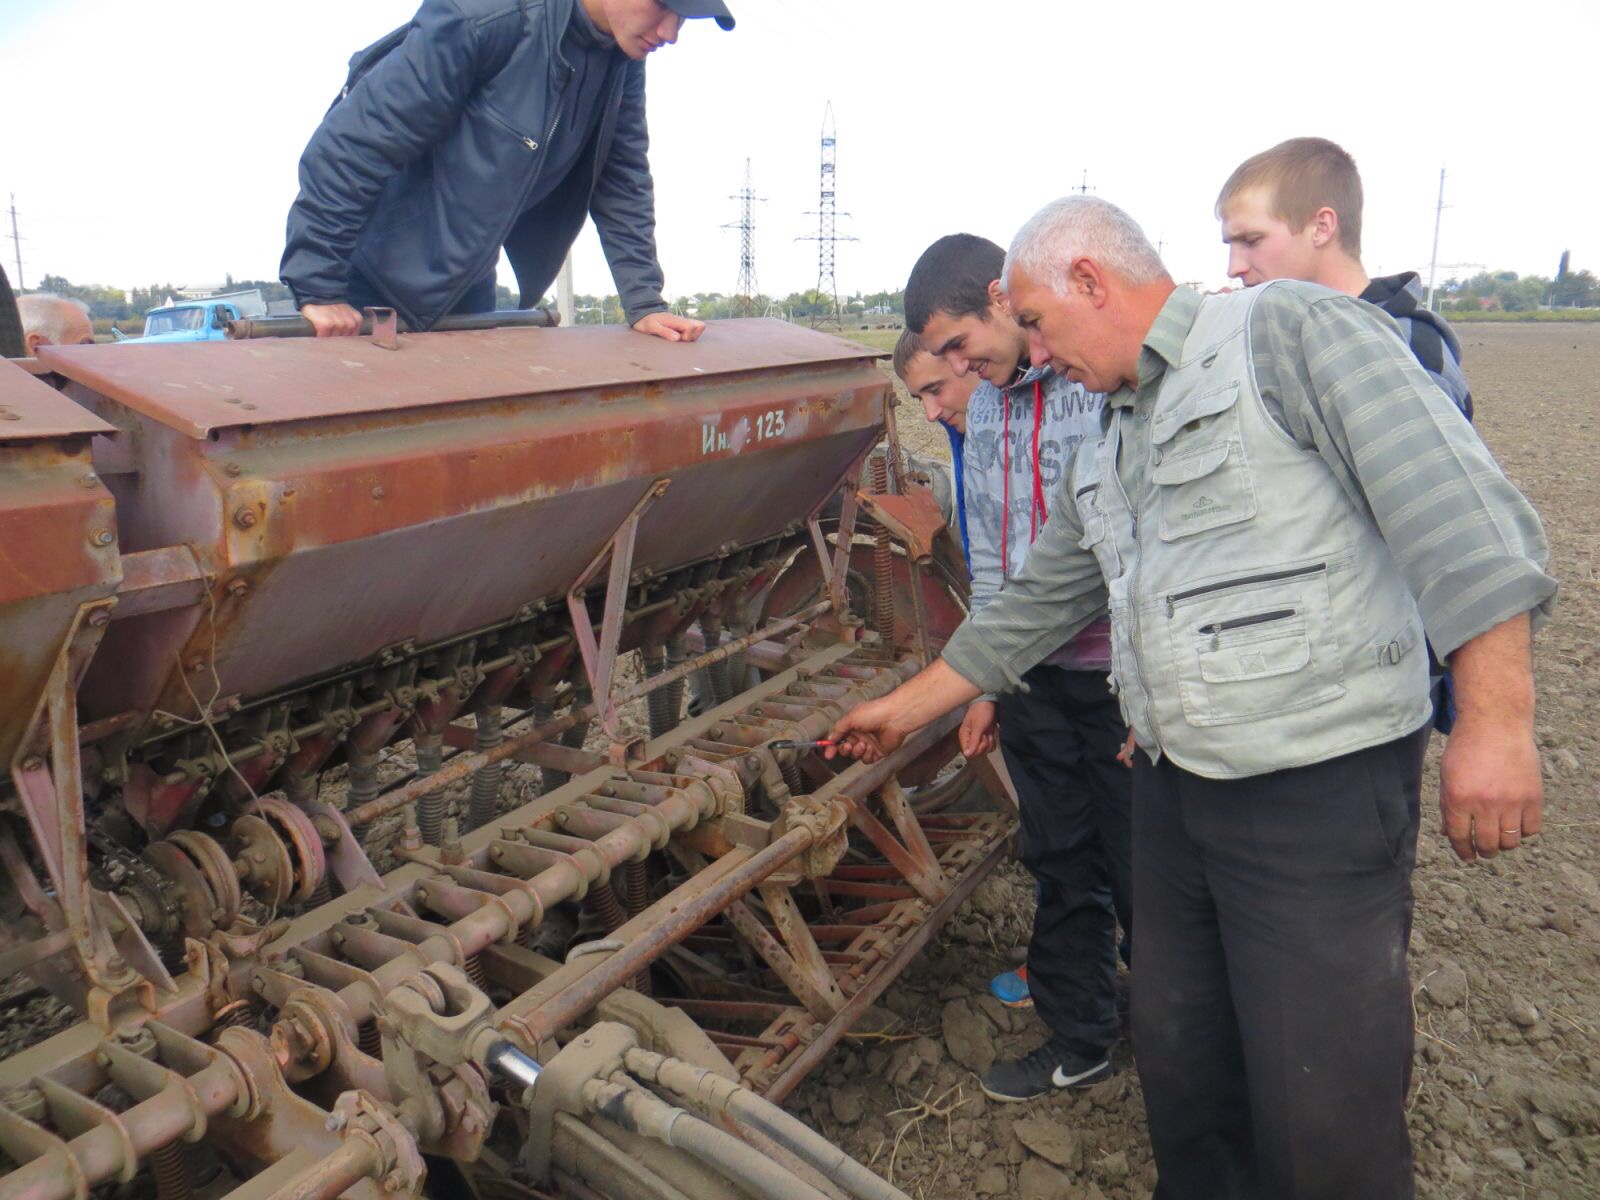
xmin=1197 ymin=608 xmax=1297 ymax=645
xmin=1111 ymin=415 xmax=1161 ymax=751
xmin=1165 ymin=562 xmax=1327 ymax=618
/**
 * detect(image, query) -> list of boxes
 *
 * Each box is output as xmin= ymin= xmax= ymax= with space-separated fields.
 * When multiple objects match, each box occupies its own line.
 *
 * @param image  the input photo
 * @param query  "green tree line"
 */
xmin=23 ymin=274 xmax=908 ymax=325
xmin=1439 ymin=268 xmax=1595 ymax=313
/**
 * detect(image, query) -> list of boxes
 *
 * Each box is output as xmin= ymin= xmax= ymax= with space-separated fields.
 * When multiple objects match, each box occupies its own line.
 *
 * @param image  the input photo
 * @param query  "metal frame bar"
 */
xmin=566 ymin=480 xmax=670 ymax=741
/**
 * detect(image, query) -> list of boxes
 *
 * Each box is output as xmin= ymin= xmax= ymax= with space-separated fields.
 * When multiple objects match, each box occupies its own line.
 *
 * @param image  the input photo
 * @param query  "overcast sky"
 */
xmin=3 ymin=0 xmax=1595 ymax=304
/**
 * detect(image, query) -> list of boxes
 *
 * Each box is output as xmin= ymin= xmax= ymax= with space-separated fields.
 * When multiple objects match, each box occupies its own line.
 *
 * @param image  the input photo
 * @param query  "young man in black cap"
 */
xmin=282 ymin=0 xmax=733 ymax=339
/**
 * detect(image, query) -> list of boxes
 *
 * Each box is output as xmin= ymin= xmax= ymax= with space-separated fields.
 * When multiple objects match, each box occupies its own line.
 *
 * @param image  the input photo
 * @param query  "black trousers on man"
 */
xmin=998 ymin=665 xmax=1132 ymax=1059
xmin=1132 ymin=725 xmax=1430 ymax=1200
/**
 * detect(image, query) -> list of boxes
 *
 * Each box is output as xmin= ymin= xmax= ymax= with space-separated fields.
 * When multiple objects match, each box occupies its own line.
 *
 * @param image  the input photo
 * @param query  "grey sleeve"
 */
xmin=1252 ymin=291 xmax=1557 ymax=658
xmin=943 ymin=468 xmax=1108 ymax=694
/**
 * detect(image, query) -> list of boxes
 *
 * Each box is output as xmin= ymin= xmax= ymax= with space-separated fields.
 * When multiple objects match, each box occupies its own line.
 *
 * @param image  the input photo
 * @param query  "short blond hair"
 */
xmin=1216 ymin=137 xmax=1363 ymax=256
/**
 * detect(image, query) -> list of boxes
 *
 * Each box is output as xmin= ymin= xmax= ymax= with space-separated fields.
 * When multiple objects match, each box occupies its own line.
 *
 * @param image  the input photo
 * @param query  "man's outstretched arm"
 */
xmin=827 ymin=660 xmax=980 ymax=764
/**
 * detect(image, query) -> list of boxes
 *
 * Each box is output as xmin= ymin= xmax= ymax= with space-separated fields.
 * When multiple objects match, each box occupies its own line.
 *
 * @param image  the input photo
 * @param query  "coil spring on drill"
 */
xmin=588 ymin=883 xmax=651 ymax=995
xmin=467 ymin=707 xmax=505 ymax=832
xmin=622 ymin=860 xmax=650 ymax=915
xmin=414 ymin=731 xmax=446 ymax=846
xmin=644 ymin=646 xmax=680 ymax=739
xmin=150 ymin=1141 xmax=191 ymax=1200
xmin=211 ymin=999 xmax=258 ymax=1035
xmin=359 ymin=1020 xmax=382 ymax=1058
xmin=664 ymin=637 xmax=688 ymax=730
xmin=871 ymin=454 xmax=896 ymax=645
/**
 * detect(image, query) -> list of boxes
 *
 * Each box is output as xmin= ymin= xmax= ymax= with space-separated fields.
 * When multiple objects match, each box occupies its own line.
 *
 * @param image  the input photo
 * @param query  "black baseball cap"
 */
xmin=662 ymin=0 xmax=735 ymax=30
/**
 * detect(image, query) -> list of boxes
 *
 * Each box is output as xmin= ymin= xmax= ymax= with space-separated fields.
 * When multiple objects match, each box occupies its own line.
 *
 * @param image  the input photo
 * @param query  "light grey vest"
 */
xmin=1072 ymin=283 xmax=1432 ymax=779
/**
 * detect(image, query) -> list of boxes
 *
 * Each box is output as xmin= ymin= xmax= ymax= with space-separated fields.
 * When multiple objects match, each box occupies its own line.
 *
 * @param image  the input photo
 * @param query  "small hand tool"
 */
xmin=768 ymin=738 xmax=838 ymax=752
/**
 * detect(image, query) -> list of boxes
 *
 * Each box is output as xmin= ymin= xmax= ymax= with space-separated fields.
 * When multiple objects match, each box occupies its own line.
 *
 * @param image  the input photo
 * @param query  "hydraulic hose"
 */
xmin=582 ymin=1079 xmax=829 ymax=1200
xmin=624 ymin=1048 xmax=911 ymax=1200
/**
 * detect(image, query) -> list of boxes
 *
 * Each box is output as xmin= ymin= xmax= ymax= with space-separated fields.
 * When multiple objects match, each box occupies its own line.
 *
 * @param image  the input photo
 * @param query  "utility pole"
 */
xmin=722 ymin=158 xmax=763 ymax=317
xmin=1074 ymin=170 xmax=1093 ymax=195
xmin=1426 ymin=168 xmax=1446 ymax=312
xmin=8 ymin=194 xmax=23 ymax=290
xmin=556 ymin=254 xmax=575 ymax=328
xmin=797 ymin=102 xmax=855 ymax=328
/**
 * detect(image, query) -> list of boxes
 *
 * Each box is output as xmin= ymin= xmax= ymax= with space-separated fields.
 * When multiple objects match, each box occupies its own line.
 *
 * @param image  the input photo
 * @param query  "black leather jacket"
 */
xmin=280 ymin=0 xmax=667 ymax=330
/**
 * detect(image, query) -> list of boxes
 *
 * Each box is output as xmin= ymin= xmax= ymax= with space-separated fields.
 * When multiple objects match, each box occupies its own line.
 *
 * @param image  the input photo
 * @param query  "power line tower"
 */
xmin=1073 ymin=170 xmax=1094 ymax=195
xmin=8 ymin=195 xmax=24 ymax=289
xmin=797 ymin=102 xmax=855 ymax=328
xmin=722 ymin=159 xmax=763 ymax=317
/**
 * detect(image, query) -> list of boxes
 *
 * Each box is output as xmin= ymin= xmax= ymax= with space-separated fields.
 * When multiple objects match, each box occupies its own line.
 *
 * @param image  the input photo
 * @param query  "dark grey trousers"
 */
xmin=1132 ymin=725 xmax=1429 ymax=1200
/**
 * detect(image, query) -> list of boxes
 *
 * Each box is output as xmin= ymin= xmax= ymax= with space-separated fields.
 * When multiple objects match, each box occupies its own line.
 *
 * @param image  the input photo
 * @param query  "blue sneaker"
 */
xmin=990 ymin=965 xmax=1032 ymax=1008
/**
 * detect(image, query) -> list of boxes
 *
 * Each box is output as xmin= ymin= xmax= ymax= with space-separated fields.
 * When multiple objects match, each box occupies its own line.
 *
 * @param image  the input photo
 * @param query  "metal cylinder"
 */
xmin=485 ymin=1039 xmax=543 ymax=1088
xmin=413 ymin=729 xmax=447 ymax=846
xmin=467 ymin=707 xmax=505 ymax=832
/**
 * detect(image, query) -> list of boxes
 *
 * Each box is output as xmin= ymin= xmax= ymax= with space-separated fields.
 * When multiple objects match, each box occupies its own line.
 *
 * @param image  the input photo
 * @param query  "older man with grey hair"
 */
xmin=18 ymin=293 xmax=94 ymax=356
xmin=827 ymin=195 xmax=1555 ymax=1199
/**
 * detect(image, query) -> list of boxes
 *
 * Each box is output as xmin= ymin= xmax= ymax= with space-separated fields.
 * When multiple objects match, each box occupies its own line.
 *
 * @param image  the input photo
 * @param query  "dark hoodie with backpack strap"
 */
xmin=1360 ymin=271 xmax=1473 ymax=421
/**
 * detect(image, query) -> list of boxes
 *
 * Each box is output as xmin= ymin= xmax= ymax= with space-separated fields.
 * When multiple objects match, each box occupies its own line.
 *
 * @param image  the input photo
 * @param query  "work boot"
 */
xmin=989 ymin=964 xmax=1032 ymax=1008
xmin=980 ymin=1042 xmax=1111 ymax=1103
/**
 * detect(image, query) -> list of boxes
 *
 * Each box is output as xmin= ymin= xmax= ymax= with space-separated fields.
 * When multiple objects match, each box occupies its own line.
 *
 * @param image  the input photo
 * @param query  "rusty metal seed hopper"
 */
xmin=0 ymin=319 xmax=1012 ymax=1200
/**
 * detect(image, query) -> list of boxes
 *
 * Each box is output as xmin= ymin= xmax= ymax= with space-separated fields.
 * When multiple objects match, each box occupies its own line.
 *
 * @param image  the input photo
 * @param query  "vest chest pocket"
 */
xmin=1149 ymin=383 xmax=1256 ymax=541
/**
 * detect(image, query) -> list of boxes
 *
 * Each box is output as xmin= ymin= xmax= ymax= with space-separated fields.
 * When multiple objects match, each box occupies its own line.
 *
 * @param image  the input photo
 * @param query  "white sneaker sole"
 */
xmin=979 ymin=1061 xmax=1110 ymax=1103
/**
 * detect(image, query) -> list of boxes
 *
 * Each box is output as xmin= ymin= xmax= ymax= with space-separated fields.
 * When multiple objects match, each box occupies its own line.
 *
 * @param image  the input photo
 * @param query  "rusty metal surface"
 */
xmin=0 ymin=413 xmax=121 ymax=764
xmin=0 ymin=360 xmax=114 ymax=439
xmin=37 ymin=319 xmax=883 ymax=438
xmin=68 ymin=326 xmax=888 ymax=725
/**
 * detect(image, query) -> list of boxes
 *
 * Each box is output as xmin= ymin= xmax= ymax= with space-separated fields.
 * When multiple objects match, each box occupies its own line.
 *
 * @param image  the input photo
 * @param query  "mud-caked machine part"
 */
xmin=0 ymin=320 xmax=1009 ymax=1200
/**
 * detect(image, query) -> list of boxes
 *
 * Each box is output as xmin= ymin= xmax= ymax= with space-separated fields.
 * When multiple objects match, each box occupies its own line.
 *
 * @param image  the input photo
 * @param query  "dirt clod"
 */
xmin=1013 ymin=1116 xmax=1082 ymax=1171
xmin=1017 ymin=1157 xmax=1071 ymax=1200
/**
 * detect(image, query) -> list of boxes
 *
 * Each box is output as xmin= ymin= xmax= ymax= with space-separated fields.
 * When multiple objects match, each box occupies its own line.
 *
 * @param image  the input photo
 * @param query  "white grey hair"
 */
xmin=1003 ymin=196 xmax=1168 ymax=294
xmin=17 ymin=292 xmax=92 ymax=344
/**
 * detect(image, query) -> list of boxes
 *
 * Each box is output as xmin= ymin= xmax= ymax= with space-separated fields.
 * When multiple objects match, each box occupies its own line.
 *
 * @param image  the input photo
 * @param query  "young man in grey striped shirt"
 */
xmin=827 ymin=197 xmax=1554 ymax=1200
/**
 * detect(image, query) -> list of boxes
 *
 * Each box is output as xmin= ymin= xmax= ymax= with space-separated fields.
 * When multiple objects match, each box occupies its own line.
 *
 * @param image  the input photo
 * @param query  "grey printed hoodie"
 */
xmin=963 ymin=364 xmax=1111 ymax=672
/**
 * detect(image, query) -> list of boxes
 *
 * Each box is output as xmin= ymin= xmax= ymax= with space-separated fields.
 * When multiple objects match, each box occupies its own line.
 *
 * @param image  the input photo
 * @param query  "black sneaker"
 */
xmin=980 ymin=1044 xmax=1111 ymax=1102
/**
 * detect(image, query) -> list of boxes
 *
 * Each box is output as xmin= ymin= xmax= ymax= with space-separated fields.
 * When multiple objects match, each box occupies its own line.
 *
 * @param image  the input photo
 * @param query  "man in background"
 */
xmin=18 ymin=293 xmax=94 ymax=355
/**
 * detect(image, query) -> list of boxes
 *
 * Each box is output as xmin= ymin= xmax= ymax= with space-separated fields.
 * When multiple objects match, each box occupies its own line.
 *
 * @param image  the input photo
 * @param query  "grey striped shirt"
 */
xmin=943 ymin=284 xmax=1556 ymax=696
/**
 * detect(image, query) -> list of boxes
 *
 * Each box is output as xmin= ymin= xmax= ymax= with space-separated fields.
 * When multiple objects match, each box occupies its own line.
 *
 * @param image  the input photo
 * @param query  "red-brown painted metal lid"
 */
xmin=0 ymin=359 xmax=115 ymax=439
xmin=36 ymin=318 xmax=883 ymax=440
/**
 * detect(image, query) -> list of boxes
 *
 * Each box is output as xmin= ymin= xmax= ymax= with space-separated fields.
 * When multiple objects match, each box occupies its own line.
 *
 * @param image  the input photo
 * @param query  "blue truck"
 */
xmin=115 ymin=290 xmax=269 ymax=344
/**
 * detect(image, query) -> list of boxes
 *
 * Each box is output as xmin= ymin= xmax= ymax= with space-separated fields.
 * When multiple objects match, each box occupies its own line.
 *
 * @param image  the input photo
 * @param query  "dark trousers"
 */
xmin=1132 ymin=726 xmax=1429 ymax=1200
xmin=998 ymin=665 xmax=1132 ymax=1059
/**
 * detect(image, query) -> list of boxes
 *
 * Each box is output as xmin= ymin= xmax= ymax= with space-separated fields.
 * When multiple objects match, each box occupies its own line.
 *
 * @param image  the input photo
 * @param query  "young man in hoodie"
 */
xmin=905 ymin=234 xmax=1132 ymax=1102
xmin=892 ymin=328 xmax=978 ymax=573
xmin=1217 ymin=137 xmax=1473 ymax=419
